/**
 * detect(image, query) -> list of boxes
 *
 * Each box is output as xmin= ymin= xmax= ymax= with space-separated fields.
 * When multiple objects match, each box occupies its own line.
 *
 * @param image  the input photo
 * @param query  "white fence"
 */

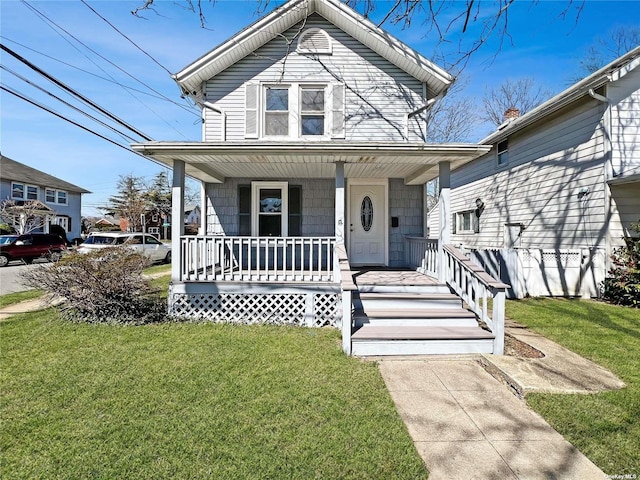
xmin=181 ymin=236 xmax=336 ymax=283
xmin=468 ymin=247 xmax=606 ymax=298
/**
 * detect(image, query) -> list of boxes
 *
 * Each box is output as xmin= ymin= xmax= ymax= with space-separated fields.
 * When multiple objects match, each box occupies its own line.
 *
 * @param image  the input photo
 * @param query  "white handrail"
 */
xmin=442 ymin=244 xmax=509 ymax=355
xmin=405 ymin=236 xmax=438 ymax=277
xmin=181 ymin=236 xmax=336 ymax=283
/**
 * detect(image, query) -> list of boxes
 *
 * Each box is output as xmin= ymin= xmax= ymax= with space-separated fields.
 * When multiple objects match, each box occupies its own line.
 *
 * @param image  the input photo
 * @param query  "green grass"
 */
xmin=0 ymin=289 xmax=43 ymax=308
xmin=1 ymin=311 xmax=427 ymax=479
xmin=506 ymin=298 xmax=640 ymax=475
xmin=143 ymin=263 xmax=171 ymax=276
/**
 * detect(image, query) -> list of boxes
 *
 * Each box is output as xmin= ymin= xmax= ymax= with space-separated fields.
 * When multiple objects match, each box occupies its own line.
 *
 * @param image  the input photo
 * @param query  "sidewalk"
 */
xmin=377 ymin=322 xmax=625 ymax=479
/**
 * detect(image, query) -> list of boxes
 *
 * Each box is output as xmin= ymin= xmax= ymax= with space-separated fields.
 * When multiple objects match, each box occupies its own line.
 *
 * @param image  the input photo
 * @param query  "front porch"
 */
xmin=168 ymin=234 xmax=507 ymax=355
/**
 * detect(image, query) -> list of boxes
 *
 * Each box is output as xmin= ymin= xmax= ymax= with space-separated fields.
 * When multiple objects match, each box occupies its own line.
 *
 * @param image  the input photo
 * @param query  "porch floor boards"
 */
xmin=352 ymin=268 xmax=441 ymax=287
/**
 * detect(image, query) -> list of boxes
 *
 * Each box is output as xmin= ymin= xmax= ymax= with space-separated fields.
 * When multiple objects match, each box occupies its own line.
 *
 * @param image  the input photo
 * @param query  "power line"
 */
xmin=0 ymin=35 xmax=200 ymax=117
xmin=80 ymin=0 xmax=173 ymax=76
xmin=1 ymin=43 xmax=153 ymax=141
xmin=2 ymin=64 xmax=139 ymax=143
xmin=1 ymin=84 xmax=140 ymax=155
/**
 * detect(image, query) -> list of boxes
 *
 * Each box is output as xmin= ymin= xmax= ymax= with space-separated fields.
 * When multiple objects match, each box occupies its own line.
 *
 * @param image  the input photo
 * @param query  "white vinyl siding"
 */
xmin=608 ymin=68 xmax=640 ymax=178
xmin=444 ymin=96 xmax=608 ymax=251
xmin=203 ymin=14 xmax=426 ymax=143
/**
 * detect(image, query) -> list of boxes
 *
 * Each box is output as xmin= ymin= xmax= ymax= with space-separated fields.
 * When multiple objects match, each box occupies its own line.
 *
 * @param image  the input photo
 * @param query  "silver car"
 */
xmin=78 ymin=233 xmax=171 ymax=264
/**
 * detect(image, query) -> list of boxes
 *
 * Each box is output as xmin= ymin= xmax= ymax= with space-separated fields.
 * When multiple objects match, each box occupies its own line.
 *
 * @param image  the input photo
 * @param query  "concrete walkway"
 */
xmin=377 ymin=319 xmax=626 ymax=480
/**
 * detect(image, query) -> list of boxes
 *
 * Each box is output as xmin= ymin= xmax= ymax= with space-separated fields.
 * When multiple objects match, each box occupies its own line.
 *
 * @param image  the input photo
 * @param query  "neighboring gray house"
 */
xmin=0 ymin=155 xmax=90 ymax=240
xmin=428 ymin=47 xmax=640 ymax=298
xmin=133 ymin=0 xmax=507 ymax=356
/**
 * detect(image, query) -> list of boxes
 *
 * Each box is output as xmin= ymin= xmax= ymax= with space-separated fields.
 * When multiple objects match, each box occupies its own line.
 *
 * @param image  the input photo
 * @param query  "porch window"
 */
xmin=238 ymin=183 xmax=302 ymax=237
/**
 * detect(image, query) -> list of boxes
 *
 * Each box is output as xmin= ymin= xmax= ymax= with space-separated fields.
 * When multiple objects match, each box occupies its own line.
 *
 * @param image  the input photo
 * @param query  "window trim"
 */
xmin=44 ymin=188 xmax=68 ymax=205
xmin=251 ymin=181 xmax=289 ymax=237
xmin=56 ymin=190 xmax=68 ymax=205
xmin=497 ymin=139 xmax=509 ymax=166
xmin=455 ymin=209 xmax=478 ymax=234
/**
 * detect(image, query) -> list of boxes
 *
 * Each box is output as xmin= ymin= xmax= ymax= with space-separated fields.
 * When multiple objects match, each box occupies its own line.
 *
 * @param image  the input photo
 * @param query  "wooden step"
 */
xmin=353 ymin=308 xmax=478 ymax=327
xmin=358 ymin=292 xmax=462 ymax=310
xmin=355 ymin=284 xmax=451 ymax=295
xmin=350 ymin=326 xmax=495 ymax=356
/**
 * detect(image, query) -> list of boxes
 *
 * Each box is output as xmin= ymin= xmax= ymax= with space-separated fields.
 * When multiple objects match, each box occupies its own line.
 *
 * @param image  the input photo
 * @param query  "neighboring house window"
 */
xmin=265 ymin=86 xmax=290 ymax=136
xmin=296 ymin=28 xmax=332 ymax=54
xmin=455 ymin=210 xmax=479 ymax=234
xmin=238 ymin=182 xmax=302 ymax=237
xmin=151 ymin=214 xmax=158 ymax=222
xmin=11 ymin=182 xmax=24 ymax=199
xmin=26 ymin=185 xmax=38 ymax=200
xmin=57 ymin=191 xmax=68 ymax=205
xmin=497 ymin=140 xmax=509 ymax=166
xmin=45 ymin=188 xmax=68 ymax=204
xmin=148 ymin=227 xmax=160 ymax=235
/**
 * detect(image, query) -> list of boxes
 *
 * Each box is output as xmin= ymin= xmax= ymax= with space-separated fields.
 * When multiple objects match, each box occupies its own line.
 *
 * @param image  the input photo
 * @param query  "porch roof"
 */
xmin=130 ymin=142 xmax=491 ymax=185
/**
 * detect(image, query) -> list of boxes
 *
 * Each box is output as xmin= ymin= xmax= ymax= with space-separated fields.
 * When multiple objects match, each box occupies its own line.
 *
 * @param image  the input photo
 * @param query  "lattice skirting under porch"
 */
xmin=169 ymin=283 xmax=342 ymax=328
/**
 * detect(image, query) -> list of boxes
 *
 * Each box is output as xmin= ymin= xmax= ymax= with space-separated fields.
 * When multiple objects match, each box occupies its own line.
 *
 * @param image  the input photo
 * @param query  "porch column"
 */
xmin=335 ymin=161 xmax=345 ymax=244
xmin=438 ymin=161 xmax=451 ymax=281
xmin=199 ymin=181 xmax=208 ymax=235
xmin=171 ymin=159 xmax=185 ymax=282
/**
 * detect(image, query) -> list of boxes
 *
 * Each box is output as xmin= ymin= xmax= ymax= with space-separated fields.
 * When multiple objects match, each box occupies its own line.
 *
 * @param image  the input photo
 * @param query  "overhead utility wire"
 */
xmin=21 ymin=1 xmax=194 ymax=116
xmin=1 ymin=43 xmax=153 ymax=141
xmin=80 ymin=0 xmax=172 ymax=76
xmin=1 ymin=85 xmax=143 ymax=156
xmin=2 ymin=65 xmax=139 ymax=143
xmin=0 ymin=35 xmax=199 ymax=116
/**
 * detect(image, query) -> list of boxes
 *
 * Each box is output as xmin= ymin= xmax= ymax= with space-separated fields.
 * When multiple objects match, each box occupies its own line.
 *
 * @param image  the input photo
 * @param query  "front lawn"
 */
xmin=1 ymin=311 xmax=427 ymax=479
xmin=506 ymin=298 xmax=640 ymax=475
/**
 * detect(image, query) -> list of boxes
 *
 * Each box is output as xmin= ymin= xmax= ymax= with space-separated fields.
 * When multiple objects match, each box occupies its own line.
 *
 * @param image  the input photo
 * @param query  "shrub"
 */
xmin=21 ymin=247 xmax=167 ymax=323
xmin=603 ymin=221 xmax=640 ymax=307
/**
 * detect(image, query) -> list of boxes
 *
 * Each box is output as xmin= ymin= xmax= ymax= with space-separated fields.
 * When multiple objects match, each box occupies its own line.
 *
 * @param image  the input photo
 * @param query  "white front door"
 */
xmin=349 ymin=183 xmax=386 ymax=266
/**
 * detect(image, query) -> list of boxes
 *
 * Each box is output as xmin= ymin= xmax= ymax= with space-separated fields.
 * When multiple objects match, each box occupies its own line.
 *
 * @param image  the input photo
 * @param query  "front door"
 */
xmin=349 ymin=183 xmax=386 ymax=266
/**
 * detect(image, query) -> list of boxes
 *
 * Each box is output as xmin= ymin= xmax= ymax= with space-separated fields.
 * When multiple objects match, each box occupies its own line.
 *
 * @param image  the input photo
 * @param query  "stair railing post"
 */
xmin=491 ymin=287 xmax=506 ymax=355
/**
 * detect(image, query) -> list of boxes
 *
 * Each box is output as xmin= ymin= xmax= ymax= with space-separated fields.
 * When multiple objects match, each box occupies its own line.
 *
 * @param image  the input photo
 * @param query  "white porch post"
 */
xmin=335 ymin=162 xmax=345 ymax=244
xmin=438 ymin=161 xmax=451 ymax=282
xmin=199 ymin=182 xmax=208 ymax=235
xmin=171 ymin=159 xmax=185 ymax=282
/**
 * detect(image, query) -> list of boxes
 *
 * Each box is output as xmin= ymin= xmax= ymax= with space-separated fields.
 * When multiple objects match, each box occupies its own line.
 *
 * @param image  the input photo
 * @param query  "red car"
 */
xmin=0 ymin=233 xmax=67 ymax=267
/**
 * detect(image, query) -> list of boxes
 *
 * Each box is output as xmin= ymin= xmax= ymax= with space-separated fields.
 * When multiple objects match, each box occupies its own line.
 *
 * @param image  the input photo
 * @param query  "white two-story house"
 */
xmin=133 ymin=0 xmax=507 ymax=356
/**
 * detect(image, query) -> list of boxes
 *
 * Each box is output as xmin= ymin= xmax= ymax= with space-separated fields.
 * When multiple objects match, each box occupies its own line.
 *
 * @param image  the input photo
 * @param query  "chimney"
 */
xmin=503 ymin=107 xmax=520 ymax=122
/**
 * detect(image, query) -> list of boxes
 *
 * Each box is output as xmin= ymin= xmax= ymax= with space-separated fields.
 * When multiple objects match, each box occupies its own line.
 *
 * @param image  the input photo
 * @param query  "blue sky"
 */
xmin=1 ymin=0 xmax=638 ymax=216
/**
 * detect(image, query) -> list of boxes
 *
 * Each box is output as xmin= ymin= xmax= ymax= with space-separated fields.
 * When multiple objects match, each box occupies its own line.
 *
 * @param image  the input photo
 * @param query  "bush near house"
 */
xmin=603 ymin=221 xmax=640 ymax=307
xmin=20 ymin=247 xmax=166 ymax=324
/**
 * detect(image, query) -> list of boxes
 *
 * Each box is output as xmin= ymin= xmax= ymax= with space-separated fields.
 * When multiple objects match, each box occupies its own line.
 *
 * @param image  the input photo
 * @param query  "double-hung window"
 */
xmin=300 ymin=87 xmax=325 ymax=136
xmin=11 ymin=183 xmax=38 ymax=200
xmin=238 ymin=182 xmax=302 ymax=237
xmin=11 ymin=182 xmax=24 ymax=199
xmin=265 ymin=87 xmax=289 ymax=137
xmin=497 ymin=140 xmax=509 ymax=166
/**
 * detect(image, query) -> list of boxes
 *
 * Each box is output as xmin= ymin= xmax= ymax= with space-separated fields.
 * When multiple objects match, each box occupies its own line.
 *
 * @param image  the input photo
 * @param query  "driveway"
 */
xmin=0 ymin=260 xmax=48 ymax=295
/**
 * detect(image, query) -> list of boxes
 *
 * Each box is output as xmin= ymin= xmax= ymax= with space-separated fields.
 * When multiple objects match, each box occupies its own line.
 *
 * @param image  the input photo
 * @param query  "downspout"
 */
xmin=405 ymin=92 xmax=444 ymax=141
xmin=588 ymin=87 xmax=611 ymax=297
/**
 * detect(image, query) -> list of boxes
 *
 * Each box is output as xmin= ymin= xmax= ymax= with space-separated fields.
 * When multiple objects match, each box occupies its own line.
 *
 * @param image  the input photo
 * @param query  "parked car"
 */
xmin=77 ymin=232 xmax=171 ymax=264
xmin=0 ymin=233 xmax=67 ymax=267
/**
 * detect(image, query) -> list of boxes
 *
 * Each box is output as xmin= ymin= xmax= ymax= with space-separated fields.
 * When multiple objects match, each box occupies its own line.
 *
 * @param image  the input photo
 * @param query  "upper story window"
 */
xmin=497 ymin=140 xmax=509 ymax=166
xmin=296 ymin=28 xmax=332 ymax=54
xmin=45 ymin=187 xmax=68 ymax=205
xmin=11 ymin=182 xmax=38 ymax=200
xmin=246 ymin=82 xmax=344 ymax=140
xmin=265 ymin=87 xmax=290 ymax=136
xmin=300 ymin=87 xmax=325 ymax=136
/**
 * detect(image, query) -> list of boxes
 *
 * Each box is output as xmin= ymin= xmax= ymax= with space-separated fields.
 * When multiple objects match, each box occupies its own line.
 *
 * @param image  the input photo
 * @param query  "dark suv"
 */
xmin=0 ymin=233 xmax=67 ymax=267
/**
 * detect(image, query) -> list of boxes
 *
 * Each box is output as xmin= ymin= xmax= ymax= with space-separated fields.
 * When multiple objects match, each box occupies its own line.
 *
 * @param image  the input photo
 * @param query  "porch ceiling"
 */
xmin=131 ymin=142 xmax=491 ymax=185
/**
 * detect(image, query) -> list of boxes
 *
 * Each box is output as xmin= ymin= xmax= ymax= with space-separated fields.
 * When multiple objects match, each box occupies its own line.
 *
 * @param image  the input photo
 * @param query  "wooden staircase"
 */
xmin=350 ymin=283 xmax=495 ymax=356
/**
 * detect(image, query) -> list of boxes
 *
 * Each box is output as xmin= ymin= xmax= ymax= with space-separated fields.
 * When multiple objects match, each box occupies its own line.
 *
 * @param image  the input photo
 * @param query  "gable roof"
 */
xmin=481 ymin=46 xmax=640 ymax=146
xmin=174 ymin=0 xmax=453 ymax=97
xmin=0 ymin=155 xmax=91 ymax=194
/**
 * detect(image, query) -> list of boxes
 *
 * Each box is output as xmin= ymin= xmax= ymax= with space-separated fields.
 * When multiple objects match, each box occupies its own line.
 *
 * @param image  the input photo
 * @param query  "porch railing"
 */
xmin=443 ymin=244 xmax=508 ymax=354
xmin=335 ymin=243 xmax=356 ymax=355
xmin=405 ymin=236 xmax=438 ymax=277
xmin=180 ymin=236 xmax=336 ymax=283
